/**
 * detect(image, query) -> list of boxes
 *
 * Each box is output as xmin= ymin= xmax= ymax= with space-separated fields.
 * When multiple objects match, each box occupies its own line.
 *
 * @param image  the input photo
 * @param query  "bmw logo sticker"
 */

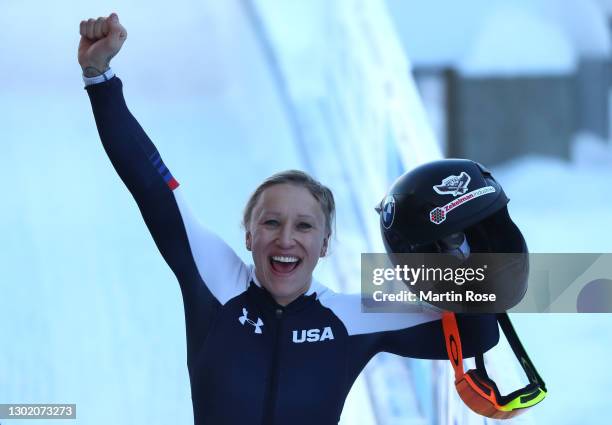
xmin=381 ymin=195 xmax=396 ymax=229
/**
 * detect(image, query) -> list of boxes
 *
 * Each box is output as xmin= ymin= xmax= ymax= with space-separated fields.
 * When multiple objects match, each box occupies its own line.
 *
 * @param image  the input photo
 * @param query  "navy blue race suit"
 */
xmin=85 ymin=75 xmax=499 ymax=425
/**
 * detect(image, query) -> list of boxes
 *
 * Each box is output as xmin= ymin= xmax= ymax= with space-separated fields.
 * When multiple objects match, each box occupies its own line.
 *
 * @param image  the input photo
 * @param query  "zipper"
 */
xmin=262 ymin=307 xmax=284 ymax=425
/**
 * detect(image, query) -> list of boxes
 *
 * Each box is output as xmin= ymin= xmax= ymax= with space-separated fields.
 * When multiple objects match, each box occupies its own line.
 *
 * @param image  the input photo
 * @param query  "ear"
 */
xmin=320 ymin=236 xmax=329 ymax=257
xmin=245 ymin=231 xmax=252 ymax=251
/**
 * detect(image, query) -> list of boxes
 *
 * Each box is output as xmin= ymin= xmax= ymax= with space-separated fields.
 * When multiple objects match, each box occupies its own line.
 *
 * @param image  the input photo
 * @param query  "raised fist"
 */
xmin=78 ymin=13 xmax=127 ymax=77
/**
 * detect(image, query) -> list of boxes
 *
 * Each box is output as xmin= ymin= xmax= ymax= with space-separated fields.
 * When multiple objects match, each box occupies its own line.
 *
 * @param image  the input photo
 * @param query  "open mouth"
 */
xmin=269 ymin=255 xmax=301 ymax=274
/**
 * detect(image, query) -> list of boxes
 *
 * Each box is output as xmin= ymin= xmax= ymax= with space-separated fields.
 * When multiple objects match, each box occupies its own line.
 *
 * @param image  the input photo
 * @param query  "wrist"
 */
xmin=81 ymin=63 xmax=110 ymax=77
xmin=82 ymin=67 xmax=115 ymax=87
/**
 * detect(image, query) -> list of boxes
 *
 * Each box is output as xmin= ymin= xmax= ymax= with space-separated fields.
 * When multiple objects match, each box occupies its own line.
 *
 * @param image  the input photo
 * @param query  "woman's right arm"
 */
xmin=79 ymin=14 xmax=249 ymax=307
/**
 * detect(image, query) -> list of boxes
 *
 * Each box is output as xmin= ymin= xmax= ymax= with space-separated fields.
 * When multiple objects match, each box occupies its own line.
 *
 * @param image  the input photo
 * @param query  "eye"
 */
xmin=297 ymin=222 xmax=313 ymax=230
xmin=263 ymin=219 xmax=280 ymax=226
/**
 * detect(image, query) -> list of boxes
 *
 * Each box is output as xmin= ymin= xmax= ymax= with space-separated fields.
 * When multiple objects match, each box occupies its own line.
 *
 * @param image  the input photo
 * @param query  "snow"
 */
xmin=595 ymin=0 xmax=612 ymax=14
xmin=540 ymin=0 xmax=611 ymax=57
xmin=458 ymin=4 xmax=576 ymax=76
xmin=492 ymin=136 xmax=612 ymax=253
xmin=386 ymin=0 xmax=492 ymax=68
xmin=386 ymin=0 xmax=610 ymax=73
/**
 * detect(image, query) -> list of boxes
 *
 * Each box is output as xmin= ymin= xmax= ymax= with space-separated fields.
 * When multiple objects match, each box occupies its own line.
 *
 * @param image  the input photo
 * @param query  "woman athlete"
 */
xmin=78 ymin=13 xmax=499 ymax=425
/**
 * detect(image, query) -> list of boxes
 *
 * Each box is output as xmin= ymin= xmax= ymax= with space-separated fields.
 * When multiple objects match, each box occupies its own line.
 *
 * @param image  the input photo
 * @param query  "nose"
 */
xmin=276 ymin=223 xmax=296 ymax=248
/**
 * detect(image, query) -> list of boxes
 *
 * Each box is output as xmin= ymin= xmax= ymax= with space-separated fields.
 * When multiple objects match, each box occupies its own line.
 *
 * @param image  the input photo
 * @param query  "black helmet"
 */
xmin=377 ymin=158 xmax=528 ymax=312
xmin=378 ymin=158 xmax=526 ymax=255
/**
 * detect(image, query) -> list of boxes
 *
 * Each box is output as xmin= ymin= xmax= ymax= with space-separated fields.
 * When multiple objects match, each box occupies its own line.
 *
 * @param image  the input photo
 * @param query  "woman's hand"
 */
xmin=78 ymin=13 xmax=127 ymax=77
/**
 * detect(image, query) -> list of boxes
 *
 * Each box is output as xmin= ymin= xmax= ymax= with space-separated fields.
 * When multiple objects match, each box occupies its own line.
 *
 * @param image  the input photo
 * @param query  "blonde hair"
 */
xmin=243 ymin=170 xmax=335 ymax=237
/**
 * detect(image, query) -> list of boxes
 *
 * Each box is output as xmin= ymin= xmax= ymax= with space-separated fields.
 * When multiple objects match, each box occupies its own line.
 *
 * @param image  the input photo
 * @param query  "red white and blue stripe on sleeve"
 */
xmin=149 ymin=150 xmax=179 ymax=190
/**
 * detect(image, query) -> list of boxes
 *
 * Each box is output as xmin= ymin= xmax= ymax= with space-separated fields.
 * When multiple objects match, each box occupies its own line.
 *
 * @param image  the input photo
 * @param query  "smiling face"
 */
xmin=246 ymin=183 xmax=329 ymax=306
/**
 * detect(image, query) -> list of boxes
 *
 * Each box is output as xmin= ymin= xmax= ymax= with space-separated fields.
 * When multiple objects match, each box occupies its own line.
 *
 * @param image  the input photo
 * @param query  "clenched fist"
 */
xmin=78 ymin=13 xmax=127 ymax=77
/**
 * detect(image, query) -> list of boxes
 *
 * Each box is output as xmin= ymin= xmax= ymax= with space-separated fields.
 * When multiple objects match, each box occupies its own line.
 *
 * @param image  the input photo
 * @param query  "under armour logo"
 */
xmin=238 ymin=308 xmax=264 ymax=334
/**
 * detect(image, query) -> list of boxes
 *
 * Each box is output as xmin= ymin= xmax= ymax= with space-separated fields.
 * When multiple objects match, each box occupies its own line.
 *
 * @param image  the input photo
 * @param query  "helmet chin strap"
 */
xmin=437 ymin=232 xmax=471 ymax=261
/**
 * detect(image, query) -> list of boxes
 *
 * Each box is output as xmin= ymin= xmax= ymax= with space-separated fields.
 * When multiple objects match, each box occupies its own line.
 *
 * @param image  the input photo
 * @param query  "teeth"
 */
xmin=271 ymin=256 xmax=299 ymax=263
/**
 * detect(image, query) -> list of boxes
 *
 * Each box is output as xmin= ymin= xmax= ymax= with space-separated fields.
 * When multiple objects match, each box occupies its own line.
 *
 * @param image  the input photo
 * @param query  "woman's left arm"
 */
xmin=377 ymin=313 xmax=499 ymax=359
xmin=320 ymin=292 xmax=499 ymax=359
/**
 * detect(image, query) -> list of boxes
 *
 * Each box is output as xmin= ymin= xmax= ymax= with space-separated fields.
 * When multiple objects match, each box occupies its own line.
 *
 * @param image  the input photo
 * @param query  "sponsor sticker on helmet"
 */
xmin=381 ymin=195 xmax=395 ymax=229
xmin=433 ymin=172 xmax=471 ymax=196
xmin=430 ymin=186 xmax=496 ymax=224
